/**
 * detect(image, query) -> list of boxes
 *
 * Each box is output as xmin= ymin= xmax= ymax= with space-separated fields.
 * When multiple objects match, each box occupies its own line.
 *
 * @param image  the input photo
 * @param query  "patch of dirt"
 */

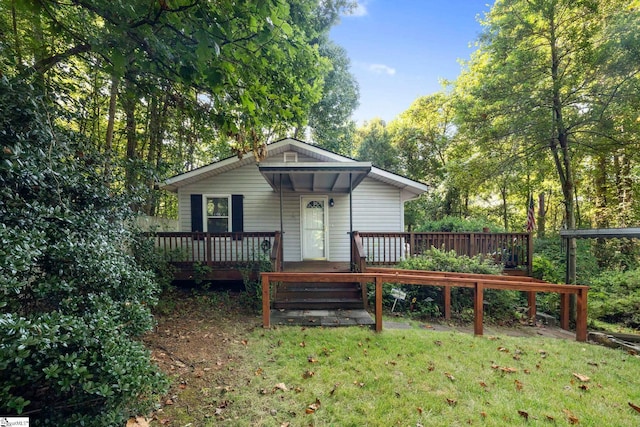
xmin=142 ymin=289 xmax=261 ymax=426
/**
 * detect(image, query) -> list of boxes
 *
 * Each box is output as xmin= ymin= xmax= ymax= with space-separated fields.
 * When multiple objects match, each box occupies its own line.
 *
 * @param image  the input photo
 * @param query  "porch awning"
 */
xmin=258 ymin=162 xmax=372 ymax=193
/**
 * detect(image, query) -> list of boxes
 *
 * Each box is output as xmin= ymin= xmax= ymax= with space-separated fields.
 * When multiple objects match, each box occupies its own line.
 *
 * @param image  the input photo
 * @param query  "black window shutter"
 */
xmin=191 ymin=194 xmax=203 ymax=232
xmin=231 ymin=195 xmax=244 ymax=233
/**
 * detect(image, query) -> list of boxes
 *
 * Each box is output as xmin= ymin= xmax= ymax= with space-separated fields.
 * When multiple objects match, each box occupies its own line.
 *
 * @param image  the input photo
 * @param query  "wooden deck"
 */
xmin=261 ymin=270 xmax=589 ymax=342
xmin=151 ymin=231 xmax=534 ymax=310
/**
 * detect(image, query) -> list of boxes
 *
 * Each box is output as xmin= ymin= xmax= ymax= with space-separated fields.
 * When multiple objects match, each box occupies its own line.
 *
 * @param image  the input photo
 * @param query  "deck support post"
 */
xmin=527 ymin=291 xmax=536 ymax=320
xmin=375 ymin=276 xmax=383 ymax=332
xmin=474 ymin=282 xmax=484 ymax=336
xmin=576 ymin=288 xmax=588 ymax=342
xmin=443 ymin=285 xmax=451 ymax=319
xmin=262 ymin=275 xmax=271 ymax=328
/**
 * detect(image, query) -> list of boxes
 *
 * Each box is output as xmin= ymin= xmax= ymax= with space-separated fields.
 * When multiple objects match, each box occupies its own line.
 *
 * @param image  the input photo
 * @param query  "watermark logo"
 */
xmin=0 ymin=417 xmax=30 ymax=427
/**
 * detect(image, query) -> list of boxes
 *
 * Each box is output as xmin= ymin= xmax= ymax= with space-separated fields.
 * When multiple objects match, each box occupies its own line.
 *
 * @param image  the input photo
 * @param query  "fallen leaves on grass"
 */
xmin=444 ymin=372 xmax=455 ymax=381
xmin=629 ymin=402 xmax=640 ymax=414
xmin=492 ymin=364 xmax=518 ymax=373
xmin=572 ymin=373 xmax=590 ymax=382
xmin=274 ymin=382 xmax=288 ymax=392
xmin=563 ymin=409 xmax=579 ymax=424
xmin=514 ymin=379 xmax=523 ymax=391
xmin=446 ymin=398 xmax=457 ymax=406
xmin=302 ymin=370 xmax=315 ymax=379
xmin=517 ymin=410 xmax=529 ymax=420
xmin=126 ymin=417 xmax=149 ymax=427
xmin=305 ymin=398 xmax=321 ymax=414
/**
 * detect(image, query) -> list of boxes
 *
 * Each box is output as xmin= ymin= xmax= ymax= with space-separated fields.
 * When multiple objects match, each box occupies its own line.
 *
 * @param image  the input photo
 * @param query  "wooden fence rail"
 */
xmin=357 ymin=231 xmax=533 ymax=274
xmin=261 ymin=271 xmax=588 ymax=342
xmin=151 ymin=231 xmax=280 ymax=267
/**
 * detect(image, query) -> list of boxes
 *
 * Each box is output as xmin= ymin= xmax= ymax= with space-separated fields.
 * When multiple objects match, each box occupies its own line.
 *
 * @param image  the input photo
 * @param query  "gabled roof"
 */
xmin=161 ymin=138 xmax=429 ymax=198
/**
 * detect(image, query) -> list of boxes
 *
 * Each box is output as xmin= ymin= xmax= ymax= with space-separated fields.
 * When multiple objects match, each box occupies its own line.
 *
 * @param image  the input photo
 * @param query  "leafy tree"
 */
xmin=390 ymin=93 xmax=453 ymax=183
xmin=454 ymin=0 xmax=639 ymax=284
xmin=2 ymin=0 xmax=355 ymax=214
xmin=355 ymin=118 xmax=399 ymax=172
xmin=308 ymin=40 xmax=359 ymax=155
xmin=0 ymin=78 xmax=166 ymax=425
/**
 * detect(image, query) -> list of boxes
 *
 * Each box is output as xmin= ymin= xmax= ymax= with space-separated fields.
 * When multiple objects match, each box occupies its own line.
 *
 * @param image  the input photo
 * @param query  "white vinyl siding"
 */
xmin=177 ymin=157 xmax=406 ymax=262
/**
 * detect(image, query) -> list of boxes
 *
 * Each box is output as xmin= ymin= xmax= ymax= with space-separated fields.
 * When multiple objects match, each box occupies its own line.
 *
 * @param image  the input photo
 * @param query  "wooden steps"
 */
xmin=273 ymin=281 xmax=364 ymax=310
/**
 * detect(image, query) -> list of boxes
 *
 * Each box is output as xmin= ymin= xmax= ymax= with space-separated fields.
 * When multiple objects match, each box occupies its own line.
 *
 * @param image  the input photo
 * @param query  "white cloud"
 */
xmin=368 ymin=63 xmax=396 ymax=75
xmin=345 ymin=1 xmax=368 ymax=17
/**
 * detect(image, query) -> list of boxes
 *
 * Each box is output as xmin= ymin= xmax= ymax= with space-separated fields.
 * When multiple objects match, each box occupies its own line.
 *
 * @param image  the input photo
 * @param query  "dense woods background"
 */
xmin=3 ymin=0 xmax=638 ymax=237
xmin=1 ymin=0 xmax=640 ymax=424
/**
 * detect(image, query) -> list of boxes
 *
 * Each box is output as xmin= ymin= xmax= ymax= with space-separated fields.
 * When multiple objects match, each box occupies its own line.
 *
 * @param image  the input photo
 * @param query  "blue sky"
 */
xmin=329 ymin=0 xmax=494 ymax=124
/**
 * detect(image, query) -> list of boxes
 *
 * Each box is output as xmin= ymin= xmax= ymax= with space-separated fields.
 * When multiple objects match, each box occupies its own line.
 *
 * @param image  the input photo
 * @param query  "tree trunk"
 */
xmin=11 ymin=0 xmax=22 ymax=66
xmin=548 ymin=10 xmax=577 ymax=322
xmin=104 ymin=74 xmax=119 ymax=182
xmin=500 ymin=184 xmax=508 ymax=231
xmin=122 ymin=81 xmax=138 ymax=192
xmin=594 ymin=154 xmax=609 ymax=267
xmin=549 ymin=11 xmax=576 ymax=287
xmin=537 ymin=193 xmax=546 ymax=238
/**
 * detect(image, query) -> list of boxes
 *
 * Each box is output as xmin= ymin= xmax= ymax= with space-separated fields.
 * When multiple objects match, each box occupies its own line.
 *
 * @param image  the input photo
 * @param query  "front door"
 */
xmin=301 ymin=196 xmax=328 ymax=260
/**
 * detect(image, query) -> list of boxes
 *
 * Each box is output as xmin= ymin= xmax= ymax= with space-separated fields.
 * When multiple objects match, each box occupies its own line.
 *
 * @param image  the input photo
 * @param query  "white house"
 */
xmin=161 ymin=138 xmax=428 ymax=264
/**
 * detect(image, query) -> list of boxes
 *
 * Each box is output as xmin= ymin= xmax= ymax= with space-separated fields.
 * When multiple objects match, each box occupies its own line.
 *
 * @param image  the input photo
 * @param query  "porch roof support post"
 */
xmin=279 ymin=174 xmax=284 ymax=271
xmin=349 ymin=172 xmax=353 ymax=272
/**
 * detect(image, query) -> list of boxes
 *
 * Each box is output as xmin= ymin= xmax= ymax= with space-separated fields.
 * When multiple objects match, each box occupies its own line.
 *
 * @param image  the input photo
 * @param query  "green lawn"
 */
xmin=148 ymin=292 xmax=640 ymax=426
xmin=218 ymin=326 xmax=640 ymax=426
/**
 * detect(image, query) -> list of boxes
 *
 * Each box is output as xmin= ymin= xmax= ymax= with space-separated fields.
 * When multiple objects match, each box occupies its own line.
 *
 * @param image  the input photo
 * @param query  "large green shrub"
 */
xmin=388 ymin=248 xmax=520 ymax=320
xmin=0 ymin=79 xmax=167 ymax=425
xmin=589 ymin=268 xmax=640 ymax=329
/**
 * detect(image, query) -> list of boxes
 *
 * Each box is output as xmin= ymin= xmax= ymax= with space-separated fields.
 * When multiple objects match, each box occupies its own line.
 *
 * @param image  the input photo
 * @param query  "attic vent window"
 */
xmin=283 ymin=152 xmax=298 ymax=163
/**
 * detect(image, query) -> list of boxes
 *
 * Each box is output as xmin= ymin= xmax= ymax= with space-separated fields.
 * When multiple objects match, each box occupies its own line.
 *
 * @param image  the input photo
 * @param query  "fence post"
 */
xmin=205 ymin=233 xmax=213 ymax=267
xmin=576 ymin=288 xmax=588 ymax=342
xmin=375 ymin=276 xmax=383 ymax=332
xmin=527 ymin=291 xmax=537 ymax=320
xmin=410 ymin=232 xmax=416 ymax=256
xmin=443 ymin=285 xmax=451 ymax=320
xmin=469 ymin=233 xmax=476 ymax=258
xmin=262 ymin=274 xmax=271 ymax=328
xmin=474 ymin=282 xmax=484 ymax=336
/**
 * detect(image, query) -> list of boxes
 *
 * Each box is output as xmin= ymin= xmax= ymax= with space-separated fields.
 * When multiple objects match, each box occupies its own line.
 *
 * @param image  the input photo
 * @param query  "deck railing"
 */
xmin=261 ymin=270 xmax=588 ymax=341
xmin=152 ymin=232 xmax=280 ymax=267
xmin=356 ymin=231 xmax=533 ymax=274
xmin=351 ymin=232 xmax=367 ymax=273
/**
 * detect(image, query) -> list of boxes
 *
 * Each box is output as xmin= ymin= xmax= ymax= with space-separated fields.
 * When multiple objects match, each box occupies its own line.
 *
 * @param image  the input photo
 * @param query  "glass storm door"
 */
xmin=301 ymin=196 xmax=328 ymax=260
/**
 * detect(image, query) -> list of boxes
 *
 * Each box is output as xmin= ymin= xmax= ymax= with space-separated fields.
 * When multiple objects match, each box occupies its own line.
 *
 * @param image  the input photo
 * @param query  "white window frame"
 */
xmin=203 ymin=194 xmax=232 ymax=233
